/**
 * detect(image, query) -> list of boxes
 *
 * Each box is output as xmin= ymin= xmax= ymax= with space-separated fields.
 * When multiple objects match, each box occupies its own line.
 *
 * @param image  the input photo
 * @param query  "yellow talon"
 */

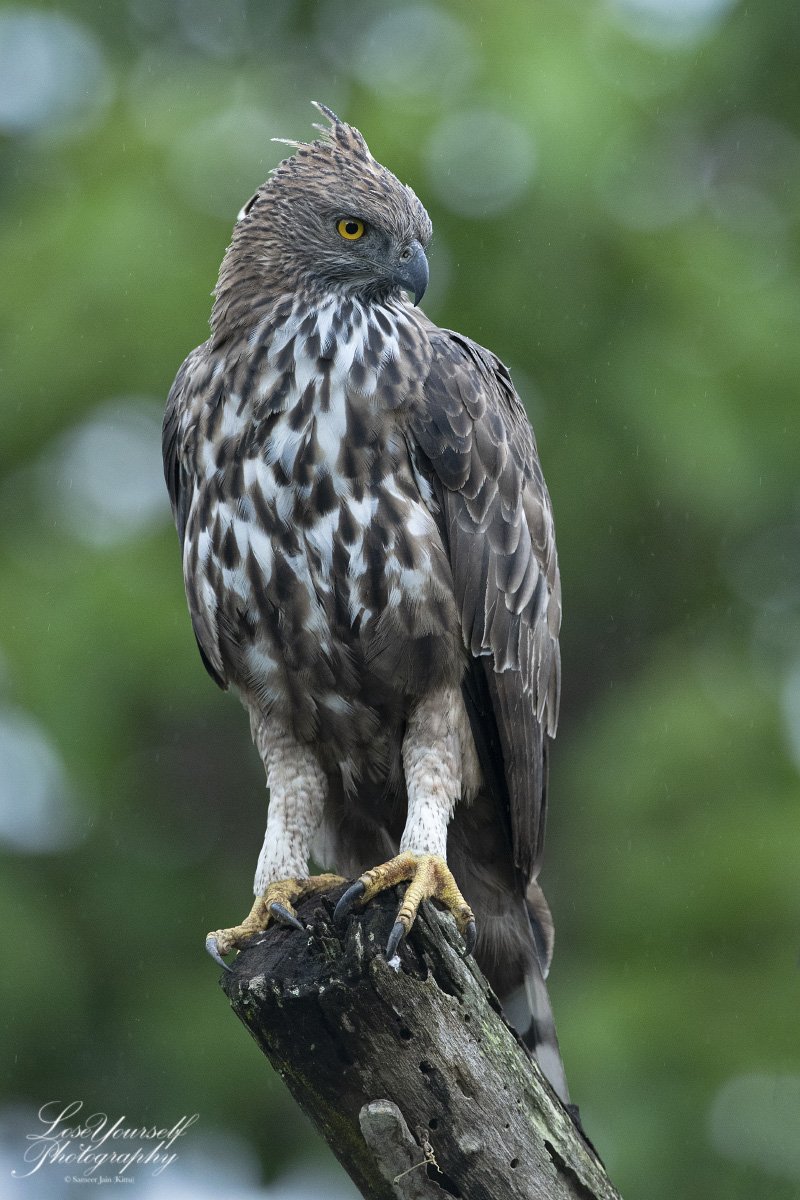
xmin=206 ymin=873 xmax=345 ymax=966
xmin=335 ymin=852 xmax=476 ymax=957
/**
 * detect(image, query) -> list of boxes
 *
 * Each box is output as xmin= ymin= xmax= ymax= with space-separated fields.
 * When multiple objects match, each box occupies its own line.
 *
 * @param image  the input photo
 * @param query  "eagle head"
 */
xmin=218 ymin=102 xmax=432 ymax=311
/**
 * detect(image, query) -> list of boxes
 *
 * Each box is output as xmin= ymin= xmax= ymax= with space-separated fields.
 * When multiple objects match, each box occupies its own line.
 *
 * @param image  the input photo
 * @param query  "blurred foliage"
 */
xmin=1 ymin=1 xmax=799 ymax=1197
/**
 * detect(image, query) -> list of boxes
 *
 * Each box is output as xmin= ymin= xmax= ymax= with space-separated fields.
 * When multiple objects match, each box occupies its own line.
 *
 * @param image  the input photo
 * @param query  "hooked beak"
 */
xmin=392 ymin=240 xmax=429 ymax=306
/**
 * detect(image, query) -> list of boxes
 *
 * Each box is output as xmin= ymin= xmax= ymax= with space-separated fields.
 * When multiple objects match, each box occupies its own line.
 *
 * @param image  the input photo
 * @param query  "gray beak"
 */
xmin=392 ymin=240 xmax=429 ymax=305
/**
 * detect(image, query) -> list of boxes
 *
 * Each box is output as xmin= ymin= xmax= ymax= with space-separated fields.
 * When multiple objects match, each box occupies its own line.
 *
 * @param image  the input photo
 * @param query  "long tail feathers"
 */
xmin=501 ymin=890 xmax=570 ymax=1106
xmin=520 ymin=943 xmax=571 ymax=1105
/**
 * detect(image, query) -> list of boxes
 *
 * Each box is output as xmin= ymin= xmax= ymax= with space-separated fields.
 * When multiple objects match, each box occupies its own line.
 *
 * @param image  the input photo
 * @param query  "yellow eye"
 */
xmin=337 ymin=218 xmax=365 ymax=240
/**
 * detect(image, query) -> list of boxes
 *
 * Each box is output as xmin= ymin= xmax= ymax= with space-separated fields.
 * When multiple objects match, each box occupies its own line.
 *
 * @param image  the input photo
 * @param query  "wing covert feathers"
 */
xmin=409 ymin=330 xmax=561 ymax=879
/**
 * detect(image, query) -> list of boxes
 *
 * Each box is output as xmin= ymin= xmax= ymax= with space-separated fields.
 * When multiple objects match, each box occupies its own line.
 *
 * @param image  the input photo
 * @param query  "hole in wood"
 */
xmin=427 ymin=1162 xmax=462 ymax=1197
xmin=429 ymin=964 xmax=460 ymax=999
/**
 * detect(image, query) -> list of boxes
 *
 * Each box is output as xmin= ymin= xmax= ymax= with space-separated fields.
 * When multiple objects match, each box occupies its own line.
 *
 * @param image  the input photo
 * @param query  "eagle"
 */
xmin=163 ymin=105 xmax=569 ymax=1104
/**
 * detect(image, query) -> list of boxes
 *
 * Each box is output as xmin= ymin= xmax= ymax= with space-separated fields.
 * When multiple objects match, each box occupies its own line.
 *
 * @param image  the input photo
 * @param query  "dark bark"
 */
xmin=220 ymin=882 xmax=621 ymax=1200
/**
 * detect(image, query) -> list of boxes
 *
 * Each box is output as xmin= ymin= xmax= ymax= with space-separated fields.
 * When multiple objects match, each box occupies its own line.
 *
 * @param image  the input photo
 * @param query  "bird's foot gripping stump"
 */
xmin=220 ymin=882 xmax=621 ymax=1200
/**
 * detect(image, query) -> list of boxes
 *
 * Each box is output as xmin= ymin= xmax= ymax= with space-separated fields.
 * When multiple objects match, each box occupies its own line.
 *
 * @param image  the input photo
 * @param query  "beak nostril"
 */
xmin=391 ymin=240 xmax=429 ymax=305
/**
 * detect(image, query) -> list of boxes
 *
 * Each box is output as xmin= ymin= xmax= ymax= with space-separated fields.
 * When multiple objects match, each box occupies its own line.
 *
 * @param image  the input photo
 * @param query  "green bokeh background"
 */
xmin=1 ymin=2 xmax=798 ymax=1197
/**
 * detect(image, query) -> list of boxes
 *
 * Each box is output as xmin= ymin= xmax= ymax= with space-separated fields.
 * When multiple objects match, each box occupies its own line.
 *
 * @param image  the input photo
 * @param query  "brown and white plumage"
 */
xmin=163 ymin=105 xmax=568 ymax=1103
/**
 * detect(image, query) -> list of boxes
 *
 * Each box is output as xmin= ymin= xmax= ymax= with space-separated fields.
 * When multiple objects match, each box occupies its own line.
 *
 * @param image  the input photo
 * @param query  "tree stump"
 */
xmin=220 ymin=882 xmax=621 ymax=1200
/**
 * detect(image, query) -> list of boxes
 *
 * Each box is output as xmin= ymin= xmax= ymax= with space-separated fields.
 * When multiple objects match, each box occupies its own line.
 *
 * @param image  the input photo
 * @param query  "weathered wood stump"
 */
xmin=220 ymin=882 xmax=621 ymax=1200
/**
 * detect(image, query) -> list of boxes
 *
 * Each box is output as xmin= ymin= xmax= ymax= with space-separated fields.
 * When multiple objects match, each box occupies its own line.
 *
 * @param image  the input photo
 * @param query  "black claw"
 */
xmin=269 ymin=902 xmax=305 ymax=932
xmin=205 ymin=935 xmax=233 ymax=973
xmin=462 ymin=919 xmax=477 ymax=958
xmin=385 ymin=920 xmax=406 ymax=961
xmin=333 ymin=880 xmax=366 ymax=927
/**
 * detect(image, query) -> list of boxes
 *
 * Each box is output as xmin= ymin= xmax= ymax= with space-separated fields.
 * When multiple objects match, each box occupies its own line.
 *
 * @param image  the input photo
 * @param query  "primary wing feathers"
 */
xmin=408 ymin=328 xmax=561 ymax=880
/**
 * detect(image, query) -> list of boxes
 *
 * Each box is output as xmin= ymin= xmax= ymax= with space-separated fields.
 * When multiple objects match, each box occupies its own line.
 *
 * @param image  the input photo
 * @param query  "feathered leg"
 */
xmin=206 ymin=711 xmax=344 ymax=968
xmin=335 ymin=689 xmax=477 ymax=956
